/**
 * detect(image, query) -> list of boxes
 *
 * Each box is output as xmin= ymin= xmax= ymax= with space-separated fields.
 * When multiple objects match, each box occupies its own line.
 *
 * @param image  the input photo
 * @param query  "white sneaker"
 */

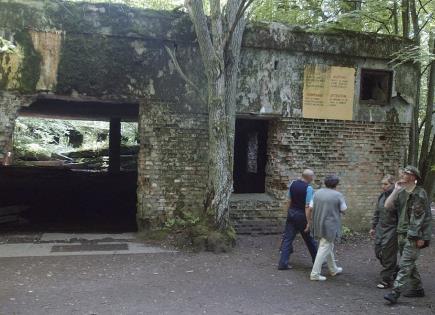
xmin=330 ymin=267 xmax=343 ymax=276
xmin=310 ymin=275 xmax=327 ymax=281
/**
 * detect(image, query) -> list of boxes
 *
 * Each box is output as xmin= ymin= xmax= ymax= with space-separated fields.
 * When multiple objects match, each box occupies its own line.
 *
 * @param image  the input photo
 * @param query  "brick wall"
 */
xmin=0 ymin=92 xmax=30 ymax=162
xmin=136 ymin=101 xmax=209 ymax=229
xmin=229 ymin=193 xmax=284 ymax=234
xmin=265 ymin=117 xmax=409 ymax=230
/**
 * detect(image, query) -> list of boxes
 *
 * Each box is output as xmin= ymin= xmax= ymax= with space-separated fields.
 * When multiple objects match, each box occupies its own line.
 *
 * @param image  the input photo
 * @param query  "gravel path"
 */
xmin=0 ymin=234 xmax=433 ymax=315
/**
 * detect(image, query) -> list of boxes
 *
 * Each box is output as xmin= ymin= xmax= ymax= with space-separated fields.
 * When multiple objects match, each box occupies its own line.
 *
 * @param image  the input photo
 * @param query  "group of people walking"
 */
xmin=278 ymin=167 xmax=432 ymax=305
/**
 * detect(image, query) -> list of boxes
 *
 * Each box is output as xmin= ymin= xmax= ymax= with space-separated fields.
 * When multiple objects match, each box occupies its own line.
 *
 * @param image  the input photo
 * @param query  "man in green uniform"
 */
xmin=384 ymin=166 xmax=432 ymax=304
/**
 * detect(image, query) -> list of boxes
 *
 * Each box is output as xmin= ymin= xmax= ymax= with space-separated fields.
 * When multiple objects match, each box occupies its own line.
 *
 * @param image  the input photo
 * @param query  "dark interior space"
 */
xmin=0 ymin=97 xmax=139 ymax=233
xmin=0 ymin=166 xmax=137 ymax=232
xmin=360 ymin=69 xmax=392 ymax=104
xmin=233 ymin=119 xmax=268 ymax=193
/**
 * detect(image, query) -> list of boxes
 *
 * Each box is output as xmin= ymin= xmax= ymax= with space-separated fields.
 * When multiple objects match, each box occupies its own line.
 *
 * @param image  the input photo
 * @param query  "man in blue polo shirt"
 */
xmin=278 ymin=169 xmax=317 ymax=270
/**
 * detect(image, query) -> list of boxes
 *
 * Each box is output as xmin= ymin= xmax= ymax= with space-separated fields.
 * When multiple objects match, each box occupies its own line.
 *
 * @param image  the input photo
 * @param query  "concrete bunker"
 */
xmin=0 ymin=1 xmax=418 ymax=234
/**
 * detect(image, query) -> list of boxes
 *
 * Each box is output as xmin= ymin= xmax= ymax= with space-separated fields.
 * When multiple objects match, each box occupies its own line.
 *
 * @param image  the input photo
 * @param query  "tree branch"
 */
xmin=164 ymin=45 xmax=206 ymax=104
xmin=210 ymin=0 xmax=222 ymax=47
xmin=418 ymin=110 xmax=435 ymax=133
xmin=421 ymin=63 xmax=431 ymax=75
xmin=185 ymin=0 xmax=220 ymax=80
xmin=361 ymin=13 xmax=391 ymax=33
xmin=417 ymin=0 xmax=432 ymax=14
xmin=223 ymin=0 xmax=254 ymax=52
xmin=414 ymin=14 xmax=433 ymax=38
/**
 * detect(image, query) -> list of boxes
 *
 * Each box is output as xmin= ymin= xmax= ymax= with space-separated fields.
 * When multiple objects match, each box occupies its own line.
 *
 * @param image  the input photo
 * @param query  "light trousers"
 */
xmin=311 ymin=237 xmax=339 ymax=277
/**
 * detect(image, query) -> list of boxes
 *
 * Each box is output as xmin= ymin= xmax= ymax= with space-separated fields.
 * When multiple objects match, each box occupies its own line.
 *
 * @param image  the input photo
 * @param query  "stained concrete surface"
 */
xmin=0 ymin=234 xmax=434 ymax=315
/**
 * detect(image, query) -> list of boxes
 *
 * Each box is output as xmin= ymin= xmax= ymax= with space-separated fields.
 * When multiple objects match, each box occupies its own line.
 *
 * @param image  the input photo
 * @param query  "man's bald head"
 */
xmin=302 ymin=169 xmax=315 ymax=183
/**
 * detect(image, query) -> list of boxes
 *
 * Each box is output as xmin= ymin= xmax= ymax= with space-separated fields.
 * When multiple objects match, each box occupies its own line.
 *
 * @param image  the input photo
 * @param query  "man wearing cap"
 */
xmin=383 ymin=166 xmax=432 ymax=304
xmin=278 ymin=169 xmax=317 ymax=270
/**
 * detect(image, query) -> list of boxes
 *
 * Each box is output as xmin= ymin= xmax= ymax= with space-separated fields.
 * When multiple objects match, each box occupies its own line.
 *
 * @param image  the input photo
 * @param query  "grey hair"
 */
xmin=324 ymin=175 xmax=340 ymax=188
xmin=302 ymin=169 xmax=314 ymax=178
xmin=383 ymin=174 xmax=395 ymax=185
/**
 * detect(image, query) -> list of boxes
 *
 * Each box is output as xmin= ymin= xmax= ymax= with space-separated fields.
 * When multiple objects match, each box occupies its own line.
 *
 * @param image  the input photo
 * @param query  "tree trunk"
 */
xmin=407 ymin=0 xmax=421 ymax=166
xmin=401 ymin=0 xmax=410 ymax=38
xmin=423 ymin=136 xmax=435 ymax=198
xmin=224 ymin=0 xmax=246 ymax=173
xmin=393 ymin=0 xmax=399 ymax=35
xmin=419 ymin=32 xmax=434 ymax=181
xmin=186 ymin=0 xmax=248 ymax=229
xmin=206 ymin=79 xmax=233 ymax=228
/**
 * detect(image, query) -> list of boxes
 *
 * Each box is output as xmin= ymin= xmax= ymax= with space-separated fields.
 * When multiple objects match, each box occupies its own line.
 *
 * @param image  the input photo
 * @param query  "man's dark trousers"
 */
xmin=278 ymin=208 xmax=317 ymax=268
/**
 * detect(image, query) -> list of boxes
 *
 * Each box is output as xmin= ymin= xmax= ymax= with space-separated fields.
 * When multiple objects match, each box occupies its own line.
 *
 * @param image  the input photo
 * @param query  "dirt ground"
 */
xmin=0 ymin=233 xmax=434 ymax=315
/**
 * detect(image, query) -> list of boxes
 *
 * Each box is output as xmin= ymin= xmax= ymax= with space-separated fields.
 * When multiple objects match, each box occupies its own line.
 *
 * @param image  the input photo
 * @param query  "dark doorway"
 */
xmin=233 ymin=119 xmax=268 ymax=193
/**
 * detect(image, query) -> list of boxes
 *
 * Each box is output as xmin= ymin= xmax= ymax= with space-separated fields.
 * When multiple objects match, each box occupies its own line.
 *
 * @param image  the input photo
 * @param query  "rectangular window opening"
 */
xmin=233 ymin=119 xmax=268 ymax=193
xmin=360 ymin=69 xmax=393 ymax=105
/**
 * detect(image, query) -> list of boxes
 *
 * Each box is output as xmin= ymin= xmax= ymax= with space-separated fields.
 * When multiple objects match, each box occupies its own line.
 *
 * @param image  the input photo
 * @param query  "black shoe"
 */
xmin=384 ymin=291 xmax=400 ymax=304
xmin=277 ymin=265 xmax=292 ymax=270
xmin=403 ymin=289 xmax=425 ymax=298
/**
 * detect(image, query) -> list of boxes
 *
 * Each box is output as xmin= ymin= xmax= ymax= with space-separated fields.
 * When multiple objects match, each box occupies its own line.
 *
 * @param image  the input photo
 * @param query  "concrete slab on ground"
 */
xmin=0 ymin=242 xmax=175 ymax=258
xmin=40 ymin=232 xmax=136 ymax=242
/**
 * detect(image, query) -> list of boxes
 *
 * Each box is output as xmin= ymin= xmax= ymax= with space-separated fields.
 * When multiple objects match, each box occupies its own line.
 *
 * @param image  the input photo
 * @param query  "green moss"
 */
xmin=136 ymin=229 xmax=169 ymax=241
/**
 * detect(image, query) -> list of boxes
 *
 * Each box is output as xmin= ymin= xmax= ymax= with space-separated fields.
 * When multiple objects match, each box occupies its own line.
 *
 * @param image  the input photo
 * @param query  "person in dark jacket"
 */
xmin=369 ymin=174 xmax=398 ymax=289
xmin=278 ymin=169 xmax=317 ymax=270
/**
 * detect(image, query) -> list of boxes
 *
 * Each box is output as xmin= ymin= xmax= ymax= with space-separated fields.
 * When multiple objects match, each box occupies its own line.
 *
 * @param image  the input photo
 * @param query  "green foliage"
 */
xmin=251 ymin=0 xmax=434 ymax=35
xmin=342 ymin=225 xmax=352 ymax=238
xmin=164 ymin=211 xmax=201 ymax=229
xmin=0 ymin=37 xmax=17 ymax=54
xmin=13 ymin=117 xmax=138 ymax=160
xmin=390 ymin=44 xmax=435 ymax=68
xmin=63 ymin=0 xmax=180 ymax=10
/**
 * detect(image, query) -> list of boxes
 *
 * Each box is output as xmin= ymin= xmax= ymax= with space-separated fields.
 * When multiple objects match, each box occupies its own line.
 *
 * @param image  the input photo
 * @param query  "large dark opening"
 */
xmin=233 ymin=119 xmax=268 ymax=193
xmin=0 ymin=97 xmax=139 ymax=233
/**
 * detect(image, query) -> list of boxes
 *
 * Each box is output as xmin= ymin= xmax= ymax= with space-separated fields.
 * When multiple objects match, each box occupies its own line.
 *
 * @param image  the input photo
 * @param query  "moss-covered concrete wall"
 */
xmin=237 ymin=48 xmax=415 ymax=122
xmin=0 ymin=0 xmax=417 ymax=120
xmin=0 ymin=0 xmax=418 ymax=232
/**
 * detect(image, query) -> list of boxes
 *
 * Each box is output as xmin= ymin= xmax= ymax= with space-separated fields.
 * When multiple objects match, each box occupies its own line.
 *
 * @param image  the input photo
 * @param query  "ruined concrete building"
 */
xmin=0 ymin=1 xmax=416 ymax=233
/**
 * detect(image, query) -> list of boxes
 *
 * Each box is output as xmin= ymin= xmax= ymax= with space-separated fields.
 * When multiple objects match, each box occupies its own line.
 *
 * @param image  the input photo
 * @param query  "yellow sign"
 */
xmin=302 ymin=65 xmax=355 ymax=120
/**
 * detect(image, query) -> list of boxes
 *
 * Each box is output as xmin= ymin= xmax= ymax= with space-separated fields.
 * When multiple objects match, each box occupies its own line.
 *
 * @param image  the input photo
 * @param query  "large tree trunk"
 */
xmin=224 ymin=0 xmax=246 ymax=173
xmin=401 ymin=0 xmax=410 ymax=38
xmin=407 ymin=0 xmax=421 ymax=166
xmin=421 ymin=32 xmax=435 ymax=197
xmin=423 ymin=139 xmax=435 ymax=198
xmin=186 ymin=0 xmax=248 ymax=229
xmin=419 ymin=32 xmax=434 ymax=177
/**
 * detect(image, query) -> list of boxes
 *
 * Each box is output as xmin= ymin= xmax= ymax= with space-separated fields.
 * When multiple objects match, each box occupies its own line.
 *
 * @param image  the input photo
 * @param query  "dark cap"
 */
xmin=324 ymin=174 xmax=340 ymax=188
xmin=403 ymin=165 xmax=421 ymax=179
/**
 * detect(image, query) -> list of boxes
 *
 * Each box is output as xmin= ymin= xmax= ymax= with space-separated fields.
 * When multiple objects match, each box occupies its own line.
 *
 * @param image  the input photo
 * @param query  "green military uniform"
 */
xmin=371 ymin=188 xmax=398 ymax=285
xmin=392 ymin=185 xmax=432 ymax=293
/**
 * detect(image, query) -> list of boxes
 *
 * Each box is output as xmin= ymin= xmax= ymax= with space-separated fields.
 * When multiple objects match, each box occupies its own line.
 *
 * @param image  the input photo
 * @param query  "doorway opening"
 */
xmin=233 ymin=118 xmax=268 ymax=193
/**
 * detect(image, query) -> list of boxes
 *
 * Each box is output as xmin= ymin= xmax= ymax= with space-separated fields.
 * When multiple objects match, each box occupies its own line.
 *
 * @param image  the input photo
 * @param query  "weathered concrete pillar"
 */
xmin=136 ymin=101 xmax=153 ymax=230
xmin=108 ymin=117 xmax=121 ymax=174
xmin=135 ymin=100 xmax=209 ymax=231
xmin=0 ymin=92 xmax=33 ymax=164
